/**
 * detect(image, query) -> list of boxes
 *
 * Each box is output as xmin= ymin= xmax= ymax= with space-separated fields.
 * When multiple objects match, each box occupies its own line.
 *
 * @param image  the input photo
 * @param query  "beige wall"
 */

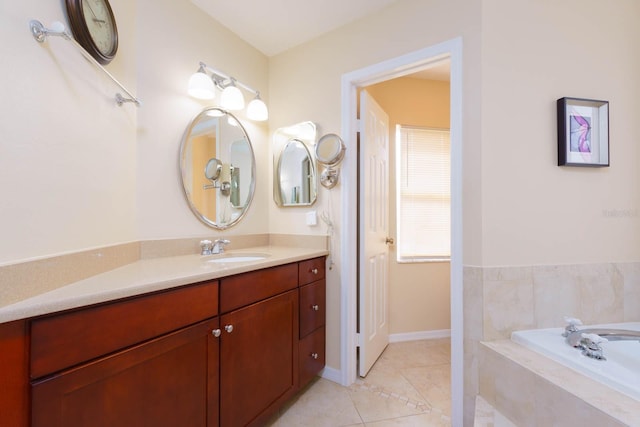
xmin=0 ymin=0 xmax=138 ymax=264
xmin=269 ymin=0 xmax=482 ymax=372
xmin=4 ymin=0 xmax=639 ymax=424
xmin=480 ymin=0 xmax=640 ymax=266
xmin=366 ymin=77 xmax=451 ymax=334
xmin=135 ymin=0 xmax=270 ymax=240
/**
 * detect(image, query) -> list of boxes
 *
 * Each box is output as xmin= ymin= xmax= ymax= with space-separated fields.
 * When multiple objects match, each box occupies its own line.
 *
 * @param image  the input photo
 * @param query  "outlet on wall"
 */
xmin=306 ymin=211 xmax=317 ymax=226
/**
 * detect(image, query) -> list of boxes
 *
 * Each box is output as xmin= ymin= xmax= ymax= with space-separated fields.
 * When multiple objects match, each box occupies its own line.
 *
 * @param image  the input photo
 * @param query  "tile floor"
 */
xmin=268 ymin=339 xmax=451 ymax=426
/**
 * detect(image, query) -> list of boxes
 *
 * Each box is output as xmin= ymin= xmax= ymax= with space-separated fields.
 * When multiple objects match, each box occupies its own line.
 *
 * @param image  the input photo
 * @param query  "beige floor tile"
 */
xmin=364 ymin=412 xmax=451 ymax=426
xmin=268 ymin=378 xmax=364 ymax=427
xmin=347 ymin=384 xmax=430 ymax=423
xmin=271 ymin=339 xmax=452 ymax=426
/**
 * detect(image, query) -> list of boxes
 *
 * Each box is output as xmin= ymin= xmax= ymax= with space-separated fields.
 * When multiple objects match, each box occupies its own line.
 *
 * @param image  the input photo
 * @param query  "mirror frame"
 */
xmin=179 ymin=107 xmax=256 ymax=230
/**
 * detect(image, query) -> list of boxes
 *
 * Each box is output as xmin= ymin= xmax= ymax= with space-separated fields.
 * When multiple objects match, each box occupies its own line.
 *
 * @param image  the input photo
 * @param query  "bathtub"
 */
xmin=511 ymin=322 xmax=640 ymax=401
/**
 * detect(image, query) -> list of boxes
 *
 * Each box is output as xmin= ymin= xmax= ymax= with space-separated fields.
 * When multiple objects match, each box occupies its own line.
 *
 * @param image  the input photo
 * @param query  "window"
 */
xmin=396 ymin=125 xmax=450 ymax=262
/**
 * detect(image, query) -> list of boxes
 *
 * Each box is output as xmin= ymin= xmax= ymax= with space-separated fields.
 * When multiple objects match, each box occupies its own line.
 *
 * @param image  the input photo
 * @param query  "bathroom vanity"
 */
xmin=0 ymin=254 xmax=326 ymax=427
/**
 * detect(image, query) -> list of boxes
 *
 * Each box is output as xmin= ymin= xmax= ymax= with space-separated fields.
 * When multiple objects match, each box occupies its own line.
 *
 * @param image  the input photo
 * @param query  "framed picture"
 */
xmin=557 ymin=97 xmax=609 ymax=167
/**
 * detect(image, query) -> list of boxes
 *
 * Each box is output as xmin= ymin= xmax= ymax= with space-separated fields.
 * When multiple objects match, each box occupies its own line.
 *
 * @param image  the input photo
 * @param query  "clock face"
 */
xmin=65 ymin=0 xmax=118 ymax=64
xmin=81 ymin=0 xmax=117 ymax=57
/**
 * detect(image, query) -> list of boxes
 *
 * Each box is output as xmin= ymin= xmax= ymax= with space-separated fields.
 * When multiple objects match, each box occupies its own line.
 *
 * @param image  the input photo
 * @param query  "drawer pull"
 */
xmin=225 ymin=325 xmax=234 ymax=333
xmin=311 ymin=353 xmax=319 ymax=360
xmin=212 ymin=329 xmax=222 ymax=338
xmin=311 ymin=304 xmax=319 ymax=311
xmin=311 ymin=268 xmax=318 ymax=275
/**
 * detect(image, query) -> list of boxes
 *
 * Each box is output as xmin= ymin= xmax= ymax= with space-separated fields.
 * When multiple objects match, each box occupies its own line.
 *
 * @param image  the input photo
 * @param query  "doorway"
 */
xmin=339 ymin=38 xmax=463 ymax=427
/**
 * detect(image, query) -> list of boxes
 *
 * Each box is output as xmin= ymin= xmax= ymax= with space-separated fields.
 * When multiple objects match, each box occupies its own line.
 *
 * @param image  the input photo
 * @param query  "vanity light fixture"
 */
xmin=189 ymin=62 xmax=268 ymax=121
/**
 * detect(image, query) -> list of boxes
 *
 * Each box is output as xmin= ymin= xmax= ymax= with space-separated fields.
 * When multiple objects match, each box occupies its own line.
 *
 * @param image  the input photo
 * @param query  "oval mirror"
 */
xmin=179 ymin=108 xmax=256 ymax=229
xmin=315 ymin=133 xmax=345 ymax=166
xmin=273 ymin=122 xmax=317 ymax=207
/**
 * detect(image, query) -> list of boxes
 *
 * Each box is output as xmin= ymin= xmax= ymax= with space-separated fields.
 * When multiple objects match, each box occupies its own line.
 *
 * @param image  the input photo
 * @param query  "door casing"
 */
xmin=338 ymin=37 xmax=464 ymax=427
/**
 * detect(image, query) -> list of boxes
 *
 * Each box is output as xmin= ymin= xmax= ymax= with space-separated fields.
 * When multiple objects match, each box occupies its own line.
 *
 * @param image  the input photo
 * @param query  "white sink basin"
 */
xmin=205 ymin=253 xmax=270 ymax=263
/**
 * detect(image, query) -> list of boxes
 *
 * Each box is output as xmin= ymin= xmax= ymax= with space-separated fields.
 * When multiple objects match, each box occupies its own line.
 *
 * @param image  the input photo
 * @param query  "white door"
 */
xmin=358 ymin=90 xmax=390 ymax=377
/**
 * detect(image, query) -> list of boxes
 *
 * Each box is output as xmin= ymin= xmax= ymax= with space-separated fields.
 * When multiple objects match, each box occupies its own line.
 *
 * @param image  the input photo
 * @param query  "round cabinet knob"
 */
xmin=311 ymin=353 xmax=319 ymax=360
xmin=225 ymin=325 xmax=234 ymax=333
xmin=311 ymin=268 xmax=318 ymax=275
xmin=212 ymin=329 xmax=221 ymax=338
xmin=312 ymin=304 xmax=319 ymax=311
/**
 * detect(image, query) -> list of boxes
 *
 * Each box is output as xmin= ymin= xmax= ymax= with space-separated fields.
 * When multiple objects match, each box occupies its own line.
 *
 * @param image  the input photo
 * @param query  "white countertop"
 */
xmin=0 ymin=246 xmax=328 ymax=323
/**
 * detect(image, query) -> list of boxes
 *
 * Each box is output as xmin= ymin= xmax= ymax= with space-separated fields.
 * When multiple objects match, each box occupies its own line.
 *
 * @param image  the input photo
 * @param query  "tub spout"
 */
xmin=566 ymin=328 xmax=640 ymax=348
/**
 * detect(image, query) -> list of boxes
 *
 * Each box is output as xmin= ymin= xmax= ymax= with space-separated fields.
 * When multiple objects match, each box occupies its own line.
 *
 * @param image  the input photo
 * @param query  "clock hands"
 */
xmin=85 ymin=1 xmax=106 ymax=26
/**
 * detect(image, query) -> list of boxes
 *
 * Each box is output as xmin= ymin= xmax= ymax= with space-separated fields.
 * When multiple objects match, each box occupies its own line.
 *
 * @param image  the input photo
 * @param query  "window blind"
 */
xmin=396 ymin=125 xmax=450 ymax=261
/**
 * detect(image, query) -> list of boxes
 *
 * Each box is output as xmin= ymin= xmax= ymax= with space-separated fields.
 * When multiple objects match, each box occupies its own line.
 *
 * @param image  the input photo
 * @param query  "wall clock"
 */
xmin=65 ymin=0 xmax=119 ymax=65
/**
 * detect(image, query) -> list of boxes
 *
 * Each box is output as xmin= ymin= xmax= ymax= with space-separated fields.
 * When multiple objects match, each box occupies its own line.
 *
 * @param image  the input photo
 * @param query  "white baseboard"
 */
xmin=319 ymin=330 xmax=451 ymax=386
xmin=320 ymin=366 xmax=342 ymax=384
xmin=389 ymin=329 xmax=451 ymax=343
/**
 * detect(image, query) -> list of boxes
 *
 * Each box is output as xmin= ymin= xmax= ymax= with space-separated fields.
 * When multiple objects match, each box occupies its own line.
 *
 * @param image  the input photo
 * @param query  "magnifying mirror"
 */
xmin=204 ymin=158 xmax=222 ymax=181
xmin=315 ymin=133 xmax=346 ymax=189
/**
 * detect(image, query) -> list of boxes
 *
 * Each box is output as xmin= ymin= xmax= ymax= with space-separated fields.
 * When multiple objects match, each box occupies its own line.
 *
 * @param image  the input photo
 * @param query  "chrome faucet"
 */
xmin=199 ymin=238 xmax=230 ymax=255
xmin=563 ymin=315 xmax=640 ymax=360
xmin=211 ymin=238 xmax=230 ymax=254
xmin=566 ymin=328 xmax=640 ymax=347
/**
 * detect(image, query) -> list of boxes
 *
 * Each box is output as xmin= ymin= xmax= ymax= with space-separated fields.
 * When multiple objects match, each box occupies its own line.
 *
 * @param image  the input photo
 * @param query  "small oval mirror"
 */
xmin=179 ymin=108 xmax=256 ymax=229
xmin=273 ymin=122 xmax=317 ymax=207
xmin=315 ymin=133 xmax=345 ymax=166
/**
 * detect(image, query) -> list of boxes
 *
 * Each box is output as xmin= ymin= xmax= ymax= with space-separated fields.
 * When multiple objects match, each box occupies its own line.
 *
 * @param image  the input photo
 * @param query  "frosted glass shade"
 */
xmin=220 ymin=85 xmax=244 ymax=110
xmin=247 ymin=96 xmax=269 ymax=121
xmin=188 ymin=72 xmax=215 ymax=100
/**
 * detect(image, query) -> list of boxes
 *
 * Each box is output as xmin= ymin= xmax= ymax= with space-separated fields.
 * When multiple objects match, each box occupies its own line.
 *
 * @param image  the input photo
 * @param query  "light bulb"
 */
xmin=220 ymin=83 xmax=244 ymax=111
xmin=246 ymin=95 xmax=268 ymax=121
xmin=188 ymin=71 xmax=215 ymax=100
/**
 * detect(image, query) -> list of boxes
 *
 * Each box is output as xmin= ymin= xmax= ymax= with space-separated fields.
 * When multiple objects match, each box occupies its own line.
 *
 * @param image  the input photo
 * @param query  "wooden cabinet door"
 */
xmin=32 ymin=318 xmax=220 ymax=427
xmin=220 ymin=290 xmax=299 ymax=427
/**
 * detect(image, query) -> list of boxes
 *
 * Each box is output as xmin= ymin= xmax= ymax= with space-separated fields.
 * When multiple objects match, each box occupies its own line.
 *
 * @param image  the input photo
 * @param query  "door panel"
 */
xmin=358 ymin=90 xmax=390 ymax=377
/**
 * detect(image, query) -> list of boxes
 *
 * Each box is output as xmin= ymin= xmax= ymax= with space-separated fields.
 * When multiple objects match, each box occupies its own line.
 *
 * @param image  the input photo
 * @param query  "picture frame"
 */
xmin=557 ymin=97 xmax=609 ymax=167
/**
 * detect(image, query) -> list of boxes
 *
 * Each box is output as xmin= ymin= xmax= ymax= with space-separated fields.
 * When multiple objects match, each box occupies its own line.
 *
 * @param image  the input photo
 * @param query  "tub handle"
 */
xmin=562 ymin=316 xmax=583 ymax=337
xmin=580 ymin=333 xmax=607 ymax=360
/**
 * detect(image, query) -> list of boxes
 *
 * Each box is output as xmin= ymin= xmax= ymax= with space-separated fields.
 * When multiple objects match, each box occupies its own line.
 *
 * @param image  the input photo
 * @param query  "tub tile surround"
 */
xmin=0 ymin=233 xmax=329 ymax=319
xmin=479 ymin=340 xmax=639 ymax=426
xmin=465 ymin=262 xmax=640 ymax=426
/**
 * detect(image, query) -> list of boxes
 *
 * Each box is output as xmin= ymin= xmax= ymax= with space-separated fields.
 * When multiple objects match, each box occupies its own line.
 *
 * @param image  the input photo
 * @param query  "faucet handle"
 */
xmin=580 ymin=333 xmax=607 ymax=360
xmin=564 ymin=316 xmax=583 ymax=327
xmin=581 ymin=333 xmax=608 ymax=346
xmin=200 ymin=239 xmax=213 ymax=255
xmin=562 ymin=316 xmax=583 ymax=337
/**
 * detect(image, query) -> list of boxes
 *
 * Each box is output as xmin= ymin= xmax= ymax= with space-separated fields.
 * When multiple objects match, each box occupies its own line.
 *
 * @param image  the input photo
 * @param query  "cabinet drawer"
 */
xmin=220 ymin=264 xmax=298 ymax=313
xmin=299 ymin=326 xmax=325 ymax=387
xmin=298 ymin=257 xmax=325 ymax=286
xmin=299 ymin=279 xmax=326 ymax=338
xmin=30 ymin=281 xmax=218 ymax=379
